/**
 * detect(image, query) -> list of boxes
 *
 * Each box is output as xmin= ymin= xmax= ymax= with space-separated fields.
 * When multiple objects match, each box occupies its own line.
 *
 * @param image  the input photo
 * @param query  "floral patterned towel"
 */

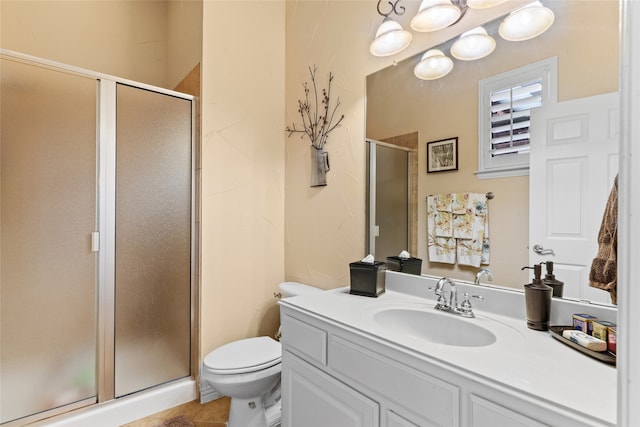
xmin=427 ymin=196 xmax=456 ymax=264
xmin=435 ymin=193 xmax=452 ymax=212
xmin=451 ymin=192 xmax=468 ymax=214
xmin=434 ymin=211 xmax=453 ymax=237
xmin=428 ymin=193 xmax=490 ymax=267
xmin=456 ymin=193 xmax=489 ymax=267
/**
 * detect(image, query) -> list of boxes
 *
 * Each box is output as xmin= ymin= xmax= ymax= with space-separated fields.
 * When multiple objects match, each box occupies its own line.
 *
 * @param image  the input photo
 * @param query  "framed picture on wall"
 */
xmin=427 ymin=137 xmax=458 ymax=173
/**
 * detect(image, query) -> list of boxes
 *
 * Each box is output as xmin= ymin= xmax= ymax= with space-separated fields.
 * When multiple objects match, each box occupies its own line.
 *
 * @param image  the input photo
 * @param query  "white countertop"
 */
xmin=280 ymin=275 xmax=617 ymax=425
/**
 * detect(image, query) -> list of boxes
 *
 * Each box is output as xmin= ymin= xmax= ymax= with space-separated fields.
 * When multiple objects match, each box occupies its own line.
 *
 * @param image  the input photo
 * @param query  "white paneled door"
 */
xmin=529 ymin=92 xmax=619 ymax=304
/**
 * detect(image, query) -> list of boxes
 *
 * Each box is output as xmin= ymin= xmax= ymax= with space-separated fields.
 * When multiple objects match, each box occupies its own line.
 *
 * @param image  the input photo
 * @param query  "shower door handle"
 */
xmin=91 ymin=231 xmax=100 ymax=252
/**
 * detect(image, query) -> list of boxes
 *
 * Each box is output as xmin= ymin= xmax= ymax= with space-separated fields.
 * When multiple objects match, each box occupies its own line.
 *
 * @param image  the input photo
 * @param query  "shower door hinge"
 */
xmin=91 ymin=231 xmax=100 ymax=252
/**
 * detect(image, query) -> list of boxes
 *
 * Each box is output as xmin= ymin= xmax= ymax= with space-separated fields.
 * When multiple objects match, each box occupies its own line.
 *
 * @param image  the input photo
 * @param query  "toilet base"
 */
xmin=228 ymin=394 xmax=281 ymax=427
xmin=265 ymin=399 xmax=282 ymax=427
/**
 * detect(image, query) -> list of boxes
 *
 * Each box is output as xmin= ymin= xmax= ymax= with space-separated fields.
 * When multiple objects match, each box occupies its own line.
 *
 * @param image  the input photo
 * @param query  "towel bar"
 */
xmin=426 ymin=192 xmax=494 ymax=200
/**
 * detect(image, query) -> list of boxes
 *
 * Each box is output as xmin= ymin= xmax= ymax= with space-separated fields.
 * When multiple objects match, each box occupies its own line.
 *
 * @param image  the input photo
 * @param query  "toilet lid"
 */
xmin=204 ymin=336 xmax=281 ymax=374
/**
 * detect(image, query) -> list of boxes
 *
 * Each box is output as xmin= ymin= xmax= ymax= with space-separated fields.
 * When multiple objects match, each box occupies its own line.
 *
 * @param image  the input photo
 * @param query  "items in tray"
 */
xmin=567 ymin=313 xmax=617 ymax=355
xmin=572 ymin=313 xmax=597 ymax=334
xmin=592 ymin=320 xmax=616 ymax=342
xmin=562 ymin=329 xmax=607 ymax=352
xmin=549 ymin=326 xmax=616 ymax=365
xmin=608 ymin=326 xmax=617 ymax=355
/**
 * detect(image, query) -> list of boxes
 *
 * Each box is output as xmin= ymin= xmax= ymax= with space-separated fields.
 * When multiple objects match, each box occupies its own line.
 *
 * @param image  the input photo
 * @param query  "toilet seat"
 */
xmin=204 ymin=336 xmax=281 ymax=375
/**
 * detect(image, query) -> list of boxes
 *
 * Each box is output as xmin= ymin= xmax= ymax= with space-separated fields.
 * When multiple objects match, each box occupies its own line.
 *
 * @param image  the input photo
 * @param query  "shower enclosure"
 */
xmin=366 ymin=140 xmax=413 ymax=260
xmin=0 ymin=51 xmax=195 ymax=425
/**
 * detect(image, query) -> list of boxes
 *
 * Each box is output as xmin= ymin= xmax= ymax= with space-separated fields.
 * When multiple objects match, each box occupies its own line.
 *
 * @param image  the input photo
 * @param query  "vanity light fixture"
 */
xmin=370 ymin=18 xmax=414 ymax=56
xmin=466 ymin=0 xmax=508 ymax=9
xmin=498 ymin=1 xmax=555 ymax=42
xmin=370 ymin=0 xmax=413 ymax=57
xmin=414 ymin=49 xmax=454 ymax=80
xmin=450 ymin=26 xmax=496 ymax=60
xmin=410 ymin=0 xmax=462 ymax=32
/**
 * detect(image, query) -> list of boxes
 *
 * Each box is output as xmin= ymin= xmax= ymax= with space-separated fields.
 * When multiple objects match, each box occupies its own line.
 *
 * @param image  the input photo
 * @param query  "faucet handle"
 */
xmin=459 ymin=292 xmax=484 ymax=317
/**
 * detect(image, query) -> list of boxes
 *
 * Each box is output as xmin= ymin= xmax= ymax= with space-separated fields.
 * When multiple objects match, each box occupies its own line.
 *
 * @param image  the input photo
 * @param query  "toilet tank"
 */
xmin=279 ymin=282 xmax=322 ymax=298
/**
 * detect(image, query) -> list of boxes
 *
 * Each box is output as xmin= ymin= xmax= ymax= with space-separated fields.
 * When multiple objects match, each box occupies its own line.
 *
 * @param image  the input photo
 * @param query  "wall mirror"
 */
xmin=366 ymin=0 xmax=619 ymax=306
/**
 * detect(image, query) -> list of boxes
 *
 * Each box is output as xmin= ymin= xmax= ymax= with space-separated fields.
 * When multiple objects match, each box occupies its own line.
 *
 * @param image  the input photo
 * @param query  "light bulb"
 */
xmin=370 ymin=18 xmax=413 ymax=57
xmin=499 ymin=1 xmax=555 ymax=42
xmin=411 ymin=0 xmax=461 ymax=32
xmin=414 ymin=49 xmax=454 ymax=80
xmin=451 ymin=26 xmax=496 ymax=60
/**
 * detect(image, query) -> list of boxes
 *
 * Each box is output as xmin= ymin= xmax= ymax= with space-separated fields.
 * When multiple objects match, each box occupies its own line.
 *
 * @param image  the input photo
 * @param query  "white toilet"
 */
xmin=201 ymin=282 xmax=321 ymax=427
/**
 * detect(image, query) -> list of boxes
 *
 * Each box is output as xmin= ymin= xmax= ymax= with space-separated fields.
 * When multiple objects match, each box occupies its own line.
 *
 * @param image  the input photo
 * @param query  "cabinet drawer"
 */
xmin=281 ymin=314 xmax=327 ymax=365
xmin=468 ymin=395 xmax=548 ymax=427
xmin=330 ymin=335 xmax=459 ymax=427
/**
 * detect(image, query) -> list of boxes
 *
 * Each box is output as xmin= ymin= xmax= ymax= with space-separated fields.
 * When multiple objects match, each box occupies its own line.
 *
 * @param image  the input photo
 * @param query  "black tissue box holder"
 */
xmin=386 ymin=256 xmax=422 ymax=275
xmin=349 ymin=261 xmax=386 ymax=297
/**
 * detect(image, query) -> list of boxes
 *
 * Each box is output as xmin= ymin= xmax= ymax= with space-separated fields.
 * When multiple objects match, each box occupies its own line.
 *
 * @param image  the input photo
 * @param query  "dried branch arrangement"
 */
xmin=286 ymin=65 xmax=345 ymax=150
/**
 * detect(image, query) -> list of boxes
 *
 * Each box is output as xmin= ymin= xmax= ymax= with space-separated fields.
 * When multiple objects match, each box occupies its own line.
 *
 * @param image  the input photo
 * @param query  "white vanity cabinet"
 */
xmin=280 ymin=305 xmax=611 ymax=427
xmin=282 ymin=351 xmax=379 ymax=427
xmin=467 ymin=395 xmax=547 ymax=427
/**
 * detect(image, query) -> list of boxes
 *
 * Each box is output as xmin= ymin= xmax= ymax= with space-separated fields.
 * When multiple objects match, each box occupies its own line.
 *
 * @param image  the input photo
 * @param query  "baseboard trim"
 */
xmin=199 ymin=380 xmax=223 ymax=403
xmin=35 ymin=379 xmax=196 ymax=427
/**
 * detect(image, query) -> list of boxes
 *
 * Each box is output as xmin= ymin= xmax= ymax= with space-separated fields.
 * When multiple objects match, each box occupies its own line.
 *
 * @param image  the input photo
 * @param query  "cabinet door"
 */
xmin=282 ymin=351 xmax=379 ymax=427
xmin=331 ymin=335 xmax=459 ymax=427
xmin=387 ymin=410 xmax=420 ymax=427
xmin=469 ymin=395 xmax=548 ymax=427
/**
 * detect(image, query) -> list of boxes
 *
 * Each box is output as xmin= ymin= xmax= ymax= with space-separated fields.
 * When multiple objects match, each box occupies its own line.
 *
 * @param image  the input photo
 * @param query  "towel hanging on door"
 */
xmin=589 ymin=175 xmax=618 ymax=304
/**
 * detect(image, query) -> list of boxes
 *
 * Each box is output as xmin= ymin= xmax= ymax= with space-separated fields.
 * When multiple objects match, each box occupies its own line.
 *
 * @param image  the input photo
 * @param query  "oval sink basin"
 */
xmin=372 ymin=307 xmax=497 ymax=347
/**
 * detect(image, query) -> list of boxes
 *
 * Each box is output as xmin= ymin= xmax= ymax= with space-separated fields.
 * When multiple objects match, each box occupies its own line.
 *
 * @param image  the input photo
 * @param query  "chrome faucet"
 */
xmin=431 ymin=277 xmax=484 ymax=318
xmin=474 ymin=268 xmax=493 ymax=286
xmin=433 ymin=277 xmax=456 ymax=310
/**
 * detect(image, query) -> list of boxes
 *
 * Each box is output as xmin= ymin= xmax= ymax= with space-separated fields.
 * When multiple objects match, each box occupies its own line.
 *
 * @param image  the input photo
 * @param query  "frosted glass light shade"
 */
xmin=411 ymin=0 xmax=461 ymax=32
xmin=451 ymin=26 xmax=496 ymax=60
xmin=414 ymin=49 xmax=454 ymax=80
xmin=370 ymin=18 xmax=413 ymax=57
xmin=499 ymin=1 xmax=555 ymax=41
xmin=467 ymin=0 xmax=508 ymax=9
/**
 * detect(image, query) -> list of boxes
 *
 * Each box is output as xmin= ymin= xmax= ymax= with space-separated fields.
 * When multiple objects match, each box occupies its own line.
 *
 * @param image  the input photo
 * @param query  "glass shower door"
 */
xmin=1 ymin=52 xmax=195 ymax=423
xmin=0 ymin=58 xmax=98 ymax=423
xmin=114 ymin=84 xmax=192 ymax=397
xmin=367 ymin=141 xmax=410 ymax=260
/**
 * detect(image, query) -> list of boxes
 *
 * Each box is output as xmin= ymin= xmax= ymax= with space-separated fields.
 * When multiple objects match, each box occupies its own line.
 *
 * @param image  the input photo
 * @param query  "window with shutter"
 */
xmin=477 ymin=57 xmax=557 ymax=179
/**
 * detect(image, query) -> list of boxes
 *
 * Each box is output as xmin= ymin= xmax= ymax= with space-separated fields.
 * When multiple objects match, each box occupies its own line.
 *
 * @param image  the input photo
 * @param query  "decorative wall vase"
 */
xmin=286 ymin=66 xmax=344 ymax=187
xmin=310 ymin=145 xmax=330 ymax=187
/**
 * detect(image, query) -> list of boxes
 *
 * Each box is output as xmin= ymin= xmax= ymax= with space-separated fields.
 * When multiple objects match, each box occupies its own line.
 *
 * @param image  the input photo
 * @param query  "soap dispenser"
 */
xmin=521 ymin=264 xmax=553 ymax=331
xmin=542 ymin=261 xmax=564 ymax=298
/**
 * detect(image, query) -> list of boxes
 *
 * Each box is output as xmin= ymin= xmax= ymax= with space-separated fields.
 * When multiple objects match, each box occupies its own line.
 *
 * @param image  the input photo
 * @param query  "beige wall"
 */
xmin=366 ymin=0 xmax=619 ymax=288
xmin=284 ymin=1 xmax=374 ymax=289
xmin=1 ymin=0 xmax=169 ymax=87
xmin=166 ymin=0 xmax=202 ymax=89
xmin=0 ymin=0 xmax=202 ymax=90
xmin=199 ymin=1 xmax=285 ymax=358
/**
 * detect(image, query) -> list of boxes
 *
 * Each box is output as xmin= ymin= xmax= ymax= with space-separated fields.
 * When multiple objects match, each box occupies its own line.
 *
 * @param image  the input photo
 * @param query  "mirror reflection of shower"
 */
xmin=367 ymin=137 xmax=418 ymax=261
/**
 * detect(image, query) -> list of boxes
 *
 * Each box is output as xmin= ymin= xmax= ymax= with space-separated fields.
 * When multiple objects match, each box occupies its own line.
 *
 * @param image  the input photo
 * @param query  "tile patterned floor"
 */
xmin=121 ymin=397 xmax=230 ymax=427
